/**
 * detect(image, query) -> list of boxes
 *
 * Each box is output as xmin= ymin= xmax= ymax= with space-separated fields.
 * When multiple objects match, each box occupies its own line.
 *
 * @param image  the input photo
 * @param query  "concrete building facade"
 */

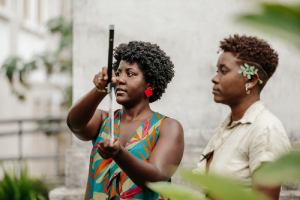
xmin=48 ymin=0 xmax=299 ymax=199
xmin=0 ymin=0 xmax=72 ymax=179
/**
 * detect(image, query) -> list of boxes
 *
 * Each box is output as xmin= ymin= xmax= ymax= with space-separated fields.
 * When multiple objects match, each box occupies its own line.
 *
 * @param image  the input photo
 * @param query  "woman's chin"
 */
xmin=213 ymin=96 xmax=223 ymax=104
xmin=116 ymin=97 xmax=128 ymax=105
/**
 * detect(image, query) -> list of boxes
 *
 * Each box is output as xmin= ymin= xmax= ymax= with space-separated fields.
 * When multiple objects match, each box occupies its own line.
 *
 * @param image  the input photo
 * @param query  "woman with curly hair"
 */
xmin=67 ymin=41 xmax=184 ymax=200
xmin=195 ymin=35 xmax=291 ymax=200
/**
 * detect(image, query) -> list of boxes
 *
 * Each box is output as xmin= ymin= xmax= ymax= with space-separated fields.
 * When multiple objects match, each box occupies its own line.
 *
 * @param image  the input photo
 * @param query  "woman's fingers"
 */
xmin=97 ymin=73 xmax=105 ymax=90
xmin=97 ymin=146 xmax=110 ymax=159
xmin=102 ymin=67 xmax=108 ymax=80
xmin=111 ymin=70 xmax=117 ymax=83
xmin=93 ymin=67 xmax=117 ymax=86
xmin=93 ymin=67 xmax=111 ymax=91
xmin=94 ymin=73 xmax=102 ymax=89
xmin=97 ymin=138 xmax=120 ymax=159
xmin=113 ymin=136 xmax=119 ymax=148
xmin=98 ymin=140 xmax=111 ymax=158
xmin=99 ymin=68 xmax=108 ymax=87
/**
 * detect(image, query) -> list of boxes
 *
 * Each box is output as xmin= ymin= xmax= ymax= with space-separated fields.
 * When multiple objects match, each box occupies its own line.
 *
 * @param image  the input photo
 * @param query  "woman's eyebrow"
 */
xmin=219 ymin=64 xmax=230 ymax=69
xmin=117 ymin=67 xmax=135 ymax=72
xmin=125 ymin=67 xmax=135 ymax=71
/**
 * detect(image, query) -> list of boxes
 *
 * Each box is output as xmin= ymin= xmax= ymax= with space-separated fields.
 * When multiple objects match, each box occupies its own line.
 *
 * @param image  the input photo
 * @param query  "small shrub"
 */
xmin=0 ymin=164 xmax=49 ymax=200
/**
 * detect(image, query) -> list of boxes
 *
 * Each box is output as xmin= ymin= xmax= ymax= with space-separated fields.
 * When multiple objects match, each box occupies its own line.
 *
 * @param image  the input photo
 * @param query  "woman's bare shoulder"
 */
xmin=159 ymin=117 xmax=184 ymax=137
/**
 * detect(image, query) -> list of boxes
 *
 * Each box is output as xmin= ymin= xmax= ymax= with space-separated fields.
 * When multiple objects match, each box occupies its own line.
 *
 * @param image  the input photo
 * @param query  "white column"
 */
xmin=9 ymin=0 xmax=18 ymax=56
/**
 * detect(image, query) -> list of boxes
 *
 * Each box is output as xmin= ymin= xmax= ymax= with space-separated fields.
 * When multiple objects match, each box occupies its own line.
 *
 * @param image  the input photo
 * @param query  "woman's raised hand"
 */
xmin=97 ymin=136 xmax=120 ymax=159
xmin=93 ymin=67 xmax=116 ymax=93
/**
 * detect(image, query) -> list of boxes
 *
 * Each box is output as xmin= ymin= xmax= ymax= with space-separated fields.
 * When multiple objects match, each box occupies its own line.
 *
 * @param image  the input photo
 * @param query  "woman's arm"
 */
xmin=249 ymin=125 xmax=290 ymax=200
xmin=67 ymin=87 xmax=108 ymax=141
xmin=67 ymin=68 xmax=112 ymax=141
xmin=252 ymin=168 xmax=281 ymax=200
xmin=97 ymin=118 xmax=184 ymax=189
xmin=253 ymin=183 xmax=281 ymax=200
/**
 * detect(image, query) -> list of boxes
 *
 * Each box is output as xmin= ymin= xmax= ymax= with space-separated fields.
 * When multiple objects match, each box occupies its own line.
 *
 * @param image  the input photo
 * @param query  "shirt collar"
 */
xmin=221 ymin=100 xmax=266 ymax=128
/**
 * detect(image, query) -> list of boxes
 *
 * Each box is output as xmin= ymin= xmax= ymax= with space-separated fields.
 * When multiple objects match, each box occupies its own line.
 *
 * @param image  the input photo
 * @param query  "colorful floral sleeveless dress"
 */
xmin=85 ymin=109 xmax=169 ymax=200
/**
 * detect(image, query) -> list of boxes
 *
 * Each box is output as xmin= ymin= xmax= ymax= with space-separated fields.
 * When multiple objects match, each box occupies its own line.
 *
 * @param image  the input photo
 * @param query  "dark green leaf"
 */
xmin=147 ymin=182 xmax=207 ymax=200
xmin=236 ymin=3 xmax=300 ymax=50
xmin=180 ymin=170 xmax=269 ymax=200
xmin=254 ymin=151 xmax=300 ymax=186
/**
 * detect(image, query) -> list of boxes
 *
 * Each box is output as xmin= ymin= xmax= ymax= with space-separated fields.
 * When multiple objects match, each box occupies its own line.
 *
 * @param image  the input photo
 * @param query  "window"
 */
xmin=22 ymin=0 xmax=45 ymax=26
xmin=0 ymin=0 xmax=12 ymax=21
xmin=37 ymin=0 xmax=41 ymax=24
xmin=23 ymin=0 xmax=29 ymax=20
xmin=0 ymin=0 xmax=5 ymax=7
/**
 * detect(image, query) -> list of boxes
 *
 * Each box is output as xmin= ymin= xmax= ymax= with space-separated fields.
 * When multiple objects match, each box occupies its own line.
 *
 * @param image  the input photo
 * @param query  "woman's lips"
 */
xmin=212 ymin=89 xmax=220 ymax=94
xmin=116 ymin=88 xmax=126 ymax=95
xmin=116 ymin=90 xmax=126 ymax=94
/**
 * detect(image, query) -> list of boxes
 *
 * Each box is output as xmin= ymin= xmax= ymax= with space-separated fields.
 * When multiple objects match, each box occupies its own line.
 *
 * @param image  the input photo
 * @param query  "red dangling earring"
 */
xmin=144 ymin=88 xmax=153 ymax=98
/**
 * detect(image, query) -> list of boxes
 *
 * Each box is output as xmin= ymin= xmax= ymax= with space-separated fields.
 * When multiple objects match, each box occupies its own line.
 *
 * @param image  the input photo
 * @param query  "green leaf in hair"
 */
xmin=239 ymin=63 xmax=263 ymax=84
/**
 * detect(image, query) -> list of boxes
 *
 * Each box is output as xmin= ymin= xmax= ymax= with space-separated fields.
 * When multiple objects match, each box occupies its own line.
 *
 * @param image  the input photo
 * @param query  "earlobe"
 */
xmin=147 ymin=83 xmax=155 ymax=91
xmin=250 ymin=73 xmax=260 ymax=88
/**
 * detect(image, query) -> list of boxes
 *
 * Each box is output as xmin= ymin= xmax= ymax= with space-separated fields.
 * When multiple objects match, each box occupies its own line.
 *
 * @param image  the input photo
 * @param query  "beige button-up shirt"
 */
xmin=195 ymin=101 xmax=291 ymax=187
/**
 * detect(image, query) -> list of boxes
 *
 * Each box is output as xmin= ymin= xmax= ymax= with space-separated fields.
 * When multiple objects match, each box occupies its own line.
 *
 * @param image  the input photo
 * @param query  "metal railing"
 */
xmin=0 ymin=116 xmax=71 ymax=178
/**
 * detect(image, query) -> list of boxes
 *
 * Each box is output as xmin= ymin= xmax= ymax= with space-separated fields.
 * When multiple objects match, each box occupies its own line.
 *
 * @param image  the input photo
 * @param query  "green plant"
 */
xmin=147 ymin=151 xmax=300 ymax=200
xmin=47 ymin=16 xmax=73 ymax=53
xmin=1 ymin=56 xmax=27 ymax=100
xmin=236 ymin=3 xmax=300 ymax=51
xmin=1 ymin=16 xmax=73 ymax=107
xmin=148 ymin=171 xmax=268 ymax=200
xmin=238 ymin=63 xmax=263 ymax=84
xmin=0 ymin=165 xmax=49 ymax=200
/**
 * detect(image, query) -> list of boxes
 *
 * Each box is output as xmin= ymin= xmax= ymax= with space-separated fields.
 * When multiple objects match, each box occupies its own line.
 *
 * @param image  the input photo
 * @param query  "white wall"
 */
xmin=73 ymin=0 xmax=300 ymax=168
xmin=0 ymin=21 xmax=10 ymax=63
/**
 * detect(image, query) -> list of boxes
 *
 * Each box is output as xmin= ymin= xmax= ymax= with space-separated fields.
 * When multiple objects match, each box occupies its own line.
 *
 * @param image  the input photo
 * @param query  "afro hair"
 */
xmin=113 ymin=41 xmax=175 ymax=103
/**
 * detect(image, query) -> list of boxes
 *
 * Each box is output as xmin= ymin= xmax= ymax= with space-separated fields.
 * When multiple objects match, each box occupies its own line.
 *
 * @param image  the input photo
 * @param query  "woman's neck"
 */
xmin=229 ymin=95 xmax=260 ymax=122
xmin=121 ymin=101 xmax=154 ymax=121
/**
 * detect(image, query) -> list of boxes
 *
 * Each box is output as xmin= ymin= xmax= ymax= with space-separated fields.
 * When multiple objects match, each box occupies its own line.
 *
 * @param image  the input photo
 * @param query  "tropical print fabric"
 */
xmin=85 ymin=109 xmax=168 ymax=200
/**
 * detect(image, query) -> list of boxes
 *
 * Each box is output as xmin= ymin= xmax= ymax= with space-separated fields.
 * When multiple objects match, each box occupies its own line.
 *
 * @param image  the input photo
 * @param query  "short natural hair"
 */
xmin=113 ymin=41 xmax=175 ymax=103
xmin=219 ymin=34 xmax=278 ymax=87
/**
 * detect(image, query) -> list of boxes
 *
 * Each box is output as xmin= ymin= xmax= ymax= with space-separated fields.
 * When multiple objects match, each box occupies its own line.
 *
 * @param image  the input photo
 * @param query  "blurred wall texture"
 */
xmin=0 ymin=0 xmax=72 ymax=179
xmin=50 ymin=0 xmax=300 ymax=198
xmin=73 ymin=0 xmax=300 ymax=166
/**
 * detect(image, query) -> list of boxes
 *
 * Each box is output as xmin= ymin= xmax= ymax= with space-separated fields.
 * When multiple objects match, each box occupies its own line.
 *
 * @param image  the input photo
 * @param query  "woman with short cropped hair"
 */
xmin=195 ymin=35 xmax=291 ymax=200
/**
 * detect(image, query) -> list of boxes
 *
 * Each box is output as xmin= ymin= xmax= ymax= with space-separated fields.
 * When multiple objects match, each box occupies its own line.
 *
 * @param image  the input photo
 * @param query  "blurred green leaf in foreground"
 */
xmin=148 ymin=151 xmax=300 ymax=200
xmin=236 ymin=3 xmax=300 ymax=50
xmin=254 ymin=151 xmax=300 ymax=186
